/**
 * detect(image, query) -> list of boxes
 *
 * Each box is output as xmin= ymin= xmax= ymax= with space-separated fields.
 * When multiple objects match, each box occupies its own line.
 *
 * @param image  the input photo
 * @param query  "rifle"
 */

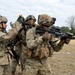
xmin=6 ymin=41 xmax=19 ymax=65
xmin=36 ymin=26 xmax=75 ymax=40
xmin=6 ymin=16 xmax=27 ymax=65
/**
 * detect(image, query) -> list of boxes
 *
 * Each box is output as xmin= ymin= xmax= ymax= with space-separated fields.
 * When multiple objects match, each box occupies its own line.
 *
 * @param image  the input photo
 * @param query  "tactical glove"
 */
xmin=60 ymin=38 xmax=71 ymax=45
xmin=60 ymin=32 xmax=72 ymax=44
xmin=65 ymin=38 xmax=71 ymax=44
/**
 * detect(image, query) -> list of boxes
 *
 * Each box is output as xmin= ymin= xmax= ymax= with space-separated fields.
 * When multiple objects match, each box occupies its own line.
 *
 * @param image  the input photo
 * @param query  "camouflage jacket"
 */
xmin=26 ymin=27 xmax=64 ymax=58
xmin=0 ymin=31 xmax=8 ymax=65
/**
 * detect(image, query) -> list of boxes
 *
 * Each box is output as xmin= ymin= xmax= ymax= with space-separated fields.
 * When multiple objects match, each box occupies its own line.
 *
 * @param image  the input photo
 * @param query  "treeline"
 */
xmin=54 ymin=26 xmax=75 ymax=35
xmin=57 ymin=16 xmax=75 ymax=35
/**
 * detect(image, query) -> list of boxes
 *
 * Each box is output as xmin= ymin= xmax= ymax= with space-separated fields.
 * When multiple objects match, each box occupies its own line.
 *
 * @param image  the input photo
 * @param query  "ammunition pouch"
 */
xmin=22 ymin=46 xmax=32 ymax=58
xmin=33 ymin=46 xmax=49 ymax=59
xmin=22 ymin=44 xmax=52 ymax=59
xmin=38 ymin=47 xmax=49 ymax=59
xmin=24 ymin=49 xmax=32 ymax=58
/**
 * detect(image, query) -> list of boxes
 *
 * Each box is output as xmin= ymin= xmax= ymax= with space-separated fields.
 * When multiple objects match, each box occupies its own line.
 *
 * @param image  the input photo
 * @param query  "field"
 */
xmin=16 ymin=40 xmax=75 ymax=75
xmin=48 ymin=40 xmax=75 ymax=75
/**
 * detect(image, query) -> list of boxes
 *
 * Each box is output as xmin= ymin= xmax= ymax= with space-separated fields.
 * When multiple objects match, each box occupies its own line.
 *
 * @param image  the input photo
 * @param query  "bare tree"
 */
xmin=66 ymin=16 xmax=75 ymax=33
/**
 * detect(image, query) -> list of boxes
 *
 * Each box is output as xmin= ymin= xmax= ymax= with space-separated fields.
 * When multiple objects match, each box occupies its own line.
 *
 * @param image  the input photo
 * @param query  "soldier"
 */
xmin=0 ymin=15 xmax=11 ymax=75
xmin=20 ymin=15 xmax=36 ymax=73
xmin=22 ymin=14 xmax=71 ymax=75
xmin=10 ymin=15 xmax=36 ymax=75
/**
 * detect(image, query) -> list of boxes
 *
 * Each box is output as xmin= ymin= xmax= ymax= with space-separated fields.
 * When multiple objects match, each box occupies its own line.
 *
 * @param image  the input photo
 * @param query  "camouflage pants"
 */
xmin=11 ymin=52 xmax=26 ymax=73
xmin=0 ymin=65 xmax=11 ymax=75
xmin=20 ymin=52 xmax=26 ymax=72
xmin=22 ymin=58 xmax=52 ymax=75
xmin=11 ymin=47 xmax=22 ymax=73
xmin=11 ymin=58 xmax=18 ymax=73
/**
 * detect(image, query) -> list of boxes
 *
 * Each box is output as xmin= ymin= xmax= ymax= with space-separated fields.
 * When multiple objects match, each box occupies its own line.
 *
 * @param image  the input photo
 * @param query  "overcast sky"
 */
xmin=0 ymin=0 xmax=75 ymax=30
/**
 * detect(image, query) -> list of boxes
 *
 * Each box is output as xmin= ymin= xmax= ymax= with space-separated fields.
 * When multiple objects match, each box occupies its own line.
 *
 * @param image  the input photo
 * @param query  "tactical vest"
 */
xmin=25 ymin=27 xmax=54 ymax=59
xmin=32 ymin=30 xmax=53 ymax=59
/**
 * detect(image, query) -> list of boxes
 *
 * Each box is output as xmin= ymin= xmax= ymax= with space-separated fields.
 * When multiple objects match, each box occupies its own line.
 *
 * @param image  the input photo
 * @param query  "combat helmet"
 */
xmin=38 ymin=14 xmax=52 ymax=26
xmin=25 ymin=15 xmax=36 ymax=22
xmin=51 ymin=17 xmax=56 ymax=25
xmin=0 ymin=15 xmax=8 ymax=23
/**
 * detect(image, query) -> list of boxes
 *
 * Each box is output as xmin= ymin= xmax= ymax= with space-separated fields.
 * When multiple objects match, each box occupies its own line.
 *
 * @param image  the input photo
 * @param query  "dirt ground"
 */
xmin=16 ymin=40 xmax=75 ymax=75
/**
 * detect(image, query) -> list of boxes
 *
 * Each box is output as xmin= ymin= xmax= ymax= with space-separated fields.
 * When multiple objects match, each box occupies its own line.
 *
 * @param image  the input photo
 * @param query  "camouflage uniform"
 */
xmin=22 ymin=14 xmax=64 ymax=75
xmin=21 ymin=15 xmax=37 ymax=74
xmin=11 ymin=15 xmax=37 ymax=75
xmin=0 ymin=15 xmax=11 ymax=75
xmin=1 ymin=16 xmax=23 ymax=75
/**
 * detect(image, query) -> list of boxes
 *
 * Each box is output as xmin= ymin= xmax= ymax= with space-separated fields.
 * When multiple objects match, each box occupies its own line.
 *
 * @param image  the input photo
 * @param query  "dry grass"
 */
xmin=48 ymin=40 xmax=75 ymax=75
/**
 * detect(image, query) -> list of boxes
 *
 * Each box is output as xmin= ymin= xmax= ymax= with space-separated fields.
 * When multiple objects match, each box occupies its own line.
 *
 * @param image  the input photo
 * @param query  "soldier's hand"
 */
xmin=65 ymin=38 xmax=71 ymax=44
xmin=60 ymin=38 xmax=71 ymax=44
xmin=42 ymin=32 xmax=52 ymax=40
